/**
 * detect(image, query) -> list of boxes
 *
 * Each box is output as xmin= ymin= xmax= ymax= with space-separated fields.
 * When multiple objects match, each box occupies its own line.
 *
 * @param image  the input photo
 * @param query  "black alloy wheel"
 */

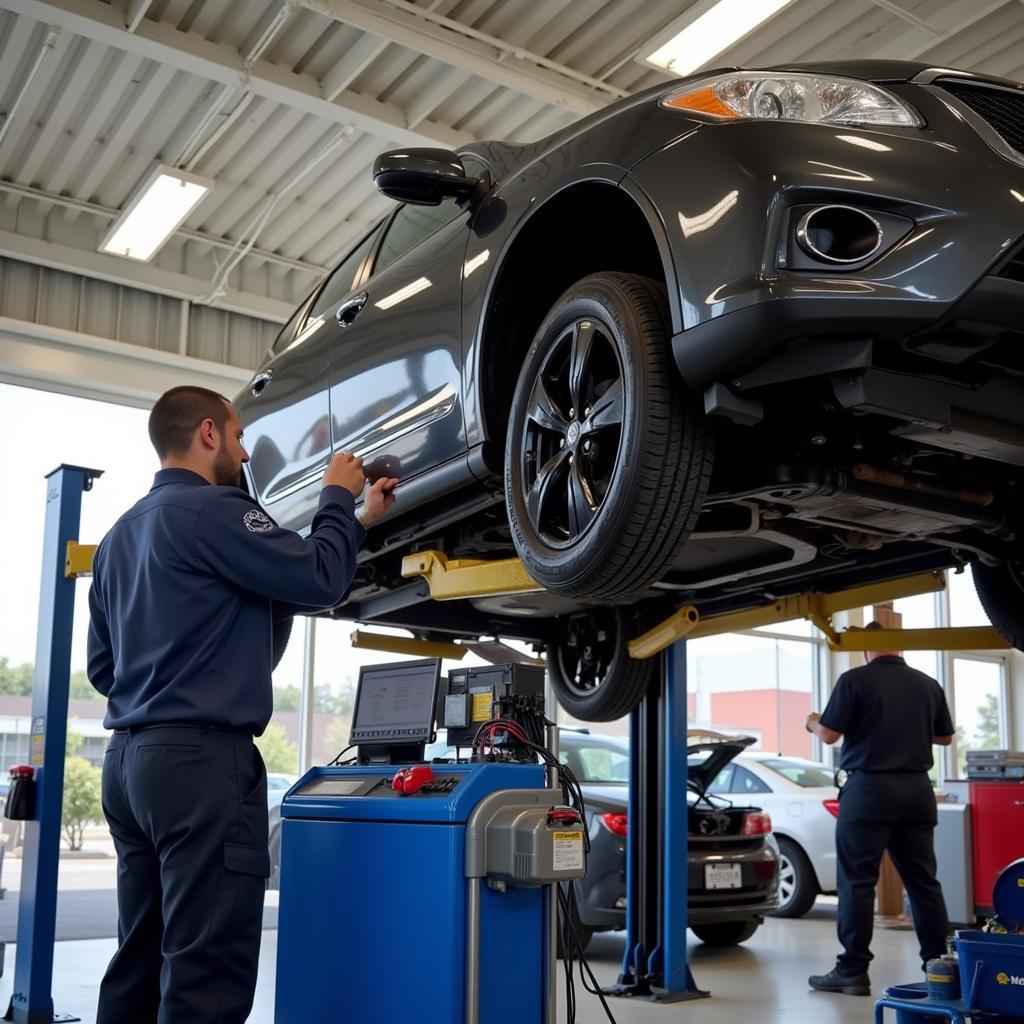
xmin=518 ymin=316 xmax=624 ymax=550
xmin=505 ymin=272 xmax=714 ymax=601
xmin=547 ymin=608 xmax=654 ymax=721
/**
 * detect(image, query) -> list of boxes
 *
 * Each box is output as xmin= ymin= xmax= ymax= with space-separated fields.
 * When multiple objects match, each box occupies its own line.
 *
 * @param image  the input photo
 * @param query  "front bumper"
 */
xmin=627 ymin=82 xmax=1024 ymax=389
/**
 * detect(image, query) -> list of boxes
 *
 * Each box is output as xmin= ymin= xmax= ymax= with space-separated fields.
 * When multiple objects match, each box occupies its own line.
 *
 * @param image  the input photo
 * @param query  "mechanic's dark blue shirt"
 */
xmin=87 ymin=469 xmax=365 ymax=735
xmin=820 ymin=655 xmax=955 ymax=773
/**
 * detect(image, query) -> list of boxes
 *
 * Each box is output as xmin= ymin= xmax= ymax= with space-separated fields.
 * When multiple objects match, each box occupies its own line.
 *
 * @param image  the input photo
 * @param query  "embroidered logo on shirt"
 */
xmin=243 ymin=509 xmax=274 ymax=534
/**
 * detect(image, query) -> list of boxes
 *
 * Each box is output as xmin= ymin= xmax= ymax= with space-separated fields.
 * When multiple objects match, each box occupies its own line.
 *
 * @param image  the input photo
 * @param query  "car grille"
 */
xmin=939 ymin=80 xmax=1024 ymax=155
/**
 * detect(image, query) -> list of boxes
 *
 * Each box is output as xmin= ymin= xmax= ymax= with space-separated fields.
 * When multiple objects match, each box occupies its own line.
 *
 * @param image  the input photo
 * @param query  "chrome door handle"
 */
xmin=336 ymin=292 xmax=368 ymax=328
xmin=250 ymin=369 xmax=274 ymax=396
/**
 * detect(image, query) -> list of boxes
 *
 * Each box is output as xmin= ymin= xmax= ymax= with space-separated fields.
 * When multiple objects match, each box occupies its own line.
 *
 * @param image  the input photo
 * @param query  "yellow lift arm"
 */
xmin=402 ymin=551 xmax=1009 ymax=659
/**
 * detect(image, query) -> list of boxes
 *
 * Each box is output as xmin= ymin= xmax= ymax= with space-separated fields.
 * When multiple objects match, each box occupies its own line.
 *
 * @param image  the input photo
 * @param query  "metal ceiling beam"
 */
xmin=873 ymin=0 xmax=1016 ymax=60
xmin=124 ymin=0 xmax=155 ymax=33
xmin=0 ymin=314 xmax=250 ymax=410
xmin=295 ymin=0 xmax=622 ymax=115
xmin=0 ymin=229 xmax=294 ymax=322
xmin=3 ymin=0 xmax=472 ymax=149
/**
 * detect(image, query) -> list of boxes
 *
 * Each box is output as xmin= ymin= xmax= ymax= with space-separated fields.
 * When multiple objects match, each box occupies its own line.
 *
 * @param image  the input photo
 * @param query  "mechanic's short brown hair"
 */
xmin=149 ymin=386 xmax=231 ymax=459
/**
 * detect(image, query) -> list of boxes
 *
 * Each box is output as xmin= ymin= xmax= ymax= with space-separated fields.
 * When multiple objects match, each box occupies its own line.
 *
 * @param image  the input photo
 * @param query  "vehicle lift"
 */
xmin=17 ymin=466 xmax=1010 ymax=1016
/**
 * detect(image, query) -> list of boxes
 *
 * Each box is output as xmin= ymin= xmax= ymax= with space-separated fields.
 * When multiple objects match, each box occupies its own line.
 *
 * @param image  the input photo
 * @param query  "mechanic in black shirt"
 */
xmin=806 ymin=622 xmax=955 ymax=997
xmin=87 ymin=385 xmax=398 ymax=1024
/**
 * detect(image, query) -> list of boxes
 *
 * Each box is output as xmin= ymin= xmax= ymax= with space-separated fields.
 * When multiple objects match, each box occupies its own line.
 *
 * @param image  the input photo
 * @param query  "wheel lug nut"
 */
xmin=583 ymin=440 xmax=591 ymax=452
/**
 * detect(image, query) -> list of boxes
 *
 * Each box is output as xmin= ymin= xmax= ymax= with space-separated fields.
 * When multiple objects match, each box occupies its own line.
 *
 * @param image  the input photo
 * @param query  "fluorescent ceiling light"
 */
xmin=375 ymin=277 xmax=432 ymax=310
xmin=100 ymin=164 xmax=212 ymax=262
xmin=644 ymin=0 xmax=796 ymax=77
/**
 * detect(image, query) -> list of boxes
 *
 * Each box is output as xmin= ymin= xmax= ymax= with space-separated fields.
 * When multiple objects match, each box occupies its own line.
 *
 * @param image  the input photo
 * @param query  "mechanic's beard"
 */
xmin=213 ymin=441 xmax=241 ymax=487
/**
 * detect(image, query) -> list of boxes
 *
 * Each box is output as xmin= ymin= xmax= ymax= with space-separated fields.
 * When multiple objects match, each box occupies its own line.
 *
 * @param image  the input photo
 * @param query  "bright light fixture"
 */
xmin=644 ymin=0 xmax=796 ymax=77
xmin=375 ymin=277 xmax=432 ymax=310
xmin=100 ymin=164 xmax=212 ymax=262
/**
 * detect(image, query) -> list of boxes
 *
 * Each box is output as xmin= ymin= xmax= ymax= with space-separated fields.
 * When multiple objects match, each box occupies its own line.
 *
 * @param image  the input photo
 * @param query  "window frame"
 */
xmin=298 ymin=220 xmax=386 ymax=336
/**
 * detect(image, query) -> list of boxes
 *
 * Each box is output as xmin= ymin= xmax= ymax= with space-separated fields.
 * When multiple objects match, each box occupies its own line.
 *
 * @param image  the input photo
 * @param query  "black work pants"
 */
xmin=97 ymin=726 xmax=270 ymax=1024
xmin=835 ymin=771 xmax=949 ymax=975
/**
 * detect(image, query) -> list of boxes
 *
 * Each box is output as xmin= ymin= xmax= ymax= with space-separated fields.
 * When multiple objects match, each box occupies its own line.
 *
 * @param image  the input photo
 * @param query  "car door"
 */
xmin=237 ymin=227 xmax=380 ymax=532
xmin=324 ymin=164 xmax=487 ymax=490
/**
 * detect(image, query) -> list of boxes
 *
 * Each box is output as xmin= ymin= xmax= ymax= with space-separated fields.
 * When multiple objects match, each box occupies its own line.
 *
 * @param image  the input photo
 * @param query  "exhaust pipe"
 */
xmin=795 ymin=205 xmax=883 ymax=264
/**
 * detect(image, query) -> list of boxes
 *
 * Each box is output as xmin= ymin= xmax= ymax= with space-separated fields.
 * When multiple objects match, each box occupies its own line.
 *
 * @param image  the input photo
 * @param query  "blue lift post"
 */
xmin=6 ymin=465 xmax=102 ymax=1024
xmin=607 ymin=639 xmax=708 ymax=1002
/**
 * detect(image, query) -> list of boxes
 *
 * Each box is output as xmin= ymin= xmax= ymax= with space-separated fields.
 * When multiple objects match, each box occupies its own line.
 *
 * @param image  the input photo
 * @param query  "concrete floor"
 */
xmin=0 ymin=902 xmax=925 ymax=1023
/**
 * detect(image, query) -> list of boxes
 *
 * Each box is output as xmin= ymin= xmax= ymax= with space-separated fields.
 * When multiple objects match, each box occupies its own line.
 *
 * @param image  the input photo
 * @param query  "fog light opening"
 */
xmin=795 ymin=205 xmax=883 ymax=264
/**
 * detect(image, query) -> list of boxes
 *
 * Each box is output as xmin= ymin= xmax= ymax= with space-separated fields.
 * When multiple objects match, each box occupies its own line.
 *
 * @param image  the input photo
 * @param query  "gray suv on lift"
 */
xmin=238 ymin=61 xmax=1024 ymax=723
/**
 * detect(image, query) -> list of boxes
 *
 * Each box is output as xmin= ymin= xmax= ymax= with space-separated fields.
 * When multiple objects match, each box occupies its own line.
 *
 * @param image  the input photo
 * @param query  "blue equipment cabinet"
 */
xmin=275 ymin=762 xmax=548 ymax=1024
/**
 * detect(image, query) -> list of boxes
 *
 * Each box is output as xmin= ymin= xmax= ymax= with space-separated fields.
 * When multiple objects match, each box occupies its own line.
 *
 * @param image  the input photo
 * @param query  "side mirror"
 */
xmin=373 ymin=148 xmax=483 ymax=206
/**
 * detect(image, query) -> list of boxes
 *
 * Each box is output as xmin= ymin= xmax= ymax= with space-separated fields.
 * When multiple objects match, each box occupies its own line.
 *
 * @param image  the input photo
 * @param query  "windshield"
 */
xmin=560 ymin=738 xmax=629 ymax=783
xmin=759 ymin=758 xmax=835 ymax=787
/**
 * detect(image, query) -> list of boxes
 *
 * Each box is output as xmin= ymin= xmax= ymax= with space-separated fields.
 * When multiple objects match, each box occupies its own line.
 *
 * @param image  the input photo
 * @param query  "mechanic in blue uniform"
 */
xmin=87 ymin=385 xmax=399 ymax=1024
xmin=806 ymin=622 xmax=955 ymax=997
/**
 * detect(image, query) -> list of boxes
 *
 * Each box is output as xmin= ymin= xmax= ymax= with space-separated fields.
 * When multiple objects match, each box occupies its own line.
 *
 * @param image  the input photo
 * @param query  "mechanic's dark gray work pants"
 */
xmin=97 ymin=726 xmax=269 ymax=1024
xmin=835 ymin=771 xmax=949 ymax=975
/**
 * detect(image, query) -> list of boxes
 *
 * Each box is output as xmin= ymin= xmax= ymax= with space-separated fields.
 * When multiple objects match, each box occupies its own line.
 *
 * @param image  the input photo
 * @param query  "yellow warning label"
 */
xmin=553 ymin=831 xmax=583 ymax=842
xmin=471 ymin=692 xmax=492 ymax=722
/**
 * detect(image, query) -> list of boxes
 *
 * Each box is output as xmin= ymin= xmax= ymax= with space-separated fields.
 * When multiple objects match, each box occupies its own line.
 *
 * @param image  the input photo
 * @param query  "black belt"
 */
xmin=113 ymin=721 xmax=252 ymax=737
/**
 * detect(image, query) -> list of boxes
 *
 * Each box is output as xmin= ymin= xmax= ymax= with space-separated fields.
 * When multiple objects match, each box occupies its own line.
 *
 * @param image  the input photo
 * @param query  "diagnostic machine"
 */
xmin=274 ymin=659 xmax=585 ymax=1024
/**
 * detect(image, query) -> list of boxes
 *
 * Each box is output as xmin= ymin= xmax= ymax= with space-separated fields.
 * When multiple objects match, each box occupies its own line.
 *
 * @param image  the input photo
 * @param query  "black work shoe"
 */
xmin=808 ymin=968 xmax=871 ymax=996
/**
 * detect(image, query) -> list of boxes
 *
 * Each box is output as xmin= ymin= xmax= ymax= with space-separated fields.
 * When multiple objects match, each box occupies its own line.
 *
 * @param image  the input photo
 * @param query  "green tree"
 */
xmin=62 ymin=756 xmax=102 ymax=851
xmin=69 ymin=669 xmax=102 ymax=701
xmin=66 ymin=727 xmax=84 ymax=759
xmin=0 ymin=658 xmax=33 ymax=696
xmin=255 ymin=723 xmax=298 ymax=773
xmin=976 ymin=692 xmax=1001 ymax=749
xmin=323 ymin=717 xmax=351 ymax=762
xmin=273 ymin=686 xmax=302 ymax=712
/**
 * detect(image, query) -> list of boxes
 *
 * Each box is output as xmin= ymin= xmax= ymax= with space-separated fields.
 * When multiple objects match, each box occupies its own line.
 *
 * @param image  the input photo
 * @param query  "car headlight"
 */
xmin=662 ymin=72 xmax=924 ymax=128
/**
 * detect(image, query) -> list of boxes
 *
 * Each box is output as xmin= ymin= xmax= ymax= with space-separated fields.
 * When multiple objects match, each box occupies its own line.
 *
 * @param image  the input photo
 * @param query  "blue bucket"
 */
xmin=884 ymin=982 xmax=946 ymax=1024
xmin=956 ymin=929 xmax=1024 ymax=1017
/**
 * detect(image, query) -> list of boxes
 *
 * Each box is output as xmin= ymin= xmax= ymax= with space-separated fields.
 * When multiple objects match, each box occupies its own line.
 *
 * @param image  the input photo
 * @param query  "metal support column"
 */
xmin=607 ymin=640 xmax=707 ymax=1002
xmin=5 ymin=465 xmax=101 ymax=1024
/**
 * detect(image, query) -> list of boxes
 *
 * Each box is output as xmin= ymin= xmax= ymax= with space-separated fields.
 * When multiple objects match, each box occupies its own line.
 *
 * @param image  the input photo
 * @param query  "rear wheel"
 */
xmin=972 ymin=559 xmax=1024 ymax=649
xmin=505 ymin=272 xmax=714 ymax=601
xmin=547 ymin=608 xmax=654 ymax=721
xmin=772 ymin=837 xmax=818 ymax=919
xmin=691 ymin=919 xmax=760 ymax=947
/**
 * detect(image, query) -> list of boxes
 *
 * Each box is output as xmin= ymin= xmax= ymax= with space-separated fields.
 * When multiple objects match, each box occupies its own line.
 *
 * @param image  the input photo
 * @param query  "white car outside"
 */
xmin=707 ymin=754 xmax=839 ymax=918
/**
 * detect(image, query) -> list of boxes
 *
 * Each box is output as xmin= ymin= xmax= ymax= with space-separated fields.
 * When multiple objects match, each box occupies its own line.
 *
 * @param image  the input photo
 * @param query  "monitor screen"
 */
xmin=350 ymin=659 xmax=441 ymax=746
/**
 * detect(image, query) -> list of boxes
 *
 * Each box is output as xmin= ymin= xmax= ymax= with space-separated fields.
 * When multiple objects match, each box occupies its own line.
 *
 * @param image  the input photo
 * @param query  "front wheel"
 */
xmin=547 ymin=608 xmax=654 ymax=721
xmin=691 ymin=919 xmax=760 ymax=947
xmin=505 ymin=272 xmax=714 ymax=601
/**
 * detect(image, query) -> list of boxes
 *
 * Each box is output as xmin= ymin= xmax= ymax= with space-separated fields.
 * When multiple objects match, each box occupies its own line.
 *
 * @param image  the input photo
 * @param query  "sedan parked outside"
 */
xmin=706 ymin=754 xmax=839 ymax=918
xmin=553 ymin=730 xmax=779 ymax=950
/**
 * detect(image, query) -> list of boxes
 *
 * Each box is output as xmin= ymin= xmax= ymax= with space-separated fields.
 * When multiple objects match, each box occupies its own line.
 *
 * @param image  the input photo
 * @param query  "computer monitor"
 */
xmin=350 ymin=659 xmax=441 ymax=763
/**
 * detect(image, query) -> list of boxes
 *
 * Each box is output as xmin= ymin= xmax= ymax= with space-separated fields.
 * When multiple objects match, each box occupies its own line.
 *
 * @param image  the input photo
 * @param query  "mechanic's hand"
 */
xmin=805 ymin=712 xmax=821 ymax=734
xmin=324 ymin=452 xmax=365 ymax=498
xmin=360 ymin=477 xmax=399 ymax=526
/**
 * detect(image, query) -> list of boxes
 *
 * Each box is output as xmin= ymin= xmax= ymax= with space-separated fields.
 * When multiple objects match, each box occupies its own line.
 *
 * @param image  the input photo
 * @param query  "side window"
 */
xmin=708 ymin=764 xmax=735 ymax=794
xmin=732 ymin=767 xmax=771 ymax=795
xmin=371 ymin=156 xmax=489 ymax=277
xmin=305 ymin=228 xmax=379 ymax=326
xmin=269 ymin=296 xmax=311 ymax=358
